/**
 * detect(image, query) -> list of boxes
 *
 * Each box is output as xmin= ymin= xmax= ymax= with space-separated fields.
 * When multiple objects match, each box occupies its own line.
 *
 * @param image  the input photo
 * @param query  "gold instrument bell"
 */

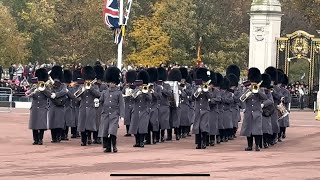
xmin=141 ymin=84 xmax=149 ymax=93
xmin=251 ymin=81 xmax=262 ymax=93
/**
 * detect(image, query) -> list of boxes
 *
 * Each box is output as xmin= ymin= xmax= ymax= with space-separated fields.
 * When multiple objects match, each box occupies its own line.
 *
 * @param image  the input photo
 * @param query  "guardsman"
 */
xmin=226 ymin=65 xmax=242 ymax=138
xmin=168 ymin=68 xmax=183 ymax=141
xmin=26 ymin=68 xmax=50 ymax=145
xmin=146 ymin=68 xmax=161 ymax=144
xmin=77 ymin=66 xmax=101 ymax=146
xmin=265 ymin=67 xmax=282 ymax=145
xmin=260 ymin=73 xmax=274 ymax=148
xmin=220 ymin=76 xmax=234 ymax=141
xmin=240 ymin=68 xmax=267 ymax=151
xmin=129 ymin=70 xmax=152 ymax=148
xmin=179 ymin=67 xmax=192 ymax=138
xmin=123 ymin=70 xmax=137 ymax=137
xmin=62 ymin=69 xmax=76 ymax=141
xmin=192 ymin=68 xmax=212 ymax=149
xmin=48 ymin=66 xmax=68 ymax=143
xmin=157 ymin=67 xmax=172 ymax=142
xmin=215 ymin=73 xmax=224 ymax=144
xmin=278 ymin=72 xmax=291 ymax=141
xmin=99 ymin=67 xmax=125 ymax=153
xmin=207 ymin=71 xmax=221 ymax=146
xmin=93 ymin=64 xmax=106 ymax=144
xmin=71 ymin=69 xmax=82 ymax=138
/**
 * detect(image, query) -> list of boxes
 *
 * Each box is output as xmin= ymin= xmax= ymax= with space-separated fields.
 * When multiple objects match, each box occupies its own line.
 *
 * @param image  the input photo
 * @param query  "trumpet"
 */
xmin=193 ymin=80 xmax=211 ymax=98
xmin=239 ymin=81 xmax=263 ymax=102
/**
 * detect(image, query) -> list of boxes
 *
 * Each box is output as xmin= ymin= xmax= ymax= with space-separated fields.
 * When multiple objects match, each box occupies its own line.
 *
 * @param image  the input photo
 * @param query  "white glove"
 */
xmin=119 ymin=117 xmax=124 ymax=121
xmin=94 ymin=98 xmax=99 ymax=108
xmin=261 ymin=104 xmax=264 ymax=108
xmin=85 ymin=85 xmax=90 ymax=90
xmin=137 ymin=91 xmax=142 ymax=96
xmin=66 ymin=88 xmax=69 ymax=93
xmin=51 ymin=93 xmax=56 ymax=99
xmin=197 ymin=87 xmax=202 ymax=93
xmin=179 ymin=90 xmax=182 ymax=95
xmin=82 ymin=87 xmax=85 ymax=92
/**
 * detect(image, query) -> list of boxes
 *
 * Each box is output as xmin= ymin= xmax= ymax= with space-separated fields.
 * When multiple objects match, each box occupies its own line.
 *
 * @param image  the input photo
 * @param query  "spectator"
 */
xmin=16 ymin=63 xmax=24 ymax=81
xmin=0 ymin=65 xmax=3 ymax=80
xmin=8 ymin=64 xmax=15 ymax=80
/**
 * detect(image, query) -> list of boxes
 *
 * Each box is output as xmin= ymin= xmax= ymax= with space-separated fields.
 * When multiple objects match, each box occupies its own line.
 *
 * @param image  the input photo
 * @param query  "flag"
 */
xmin=103 ymin=0 xmax=120 ymax=29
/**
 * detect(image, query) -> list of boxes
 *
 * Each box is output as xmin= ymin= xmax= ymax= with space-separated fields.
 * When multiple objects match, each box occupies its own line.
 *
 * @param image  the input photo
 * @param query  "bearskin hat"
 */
xmin=226 ymin=64 xmax=240 ymax=81
xmin=147 ymin=68 xmax=159 ymax=83
xmin=168 ymin=68 xmax=182 ymax=81
xmin=72 ymin=69 xmax=82 ymax=81
xmin=282 ymin=74 xmax=289 ymax=85
xmin=215 ymin=72 xmax=223 ymax=87
xmin=248 ymin=67 xmax=261 ymax=83
xmin=137 ymin=70 xmax=150 ymax=84
xmin=125 ymin=70 xmax=137 ymax=84
xmin=221 ymin=77 xmax=230 ymax=90
xmin=82 ymin=66 xmax=95 ymax=81
xmin=261 ymin=73 xmax=271 ymax=88
xmin=210 ymin=71 xmax=217 ymax=85
xmin=35 ymin=68 xmax=48 ymax=82
xmin=94 ymin=65 xmax=105 ymax=81
xmin=228 ymin=73 xmax=239 ymax=87
xmin=277 ymin=69 xmax=284 ymax=85
xmin=179 ymin=67 xmax=188 ymax=80
xmin=63 ymin=69 xmax=72 ymax=83
xmin=157 ymin=67 xmax=167 ymax=81
xmin=196 ymin=68 xmax=211 ymax=82
xmin=105 ymin=66 xmax=121 ymax=85
xmin=265 ymin=66 xmax=278 ymax=84
xmin=50 ymin=65 xmax=63 ymax=81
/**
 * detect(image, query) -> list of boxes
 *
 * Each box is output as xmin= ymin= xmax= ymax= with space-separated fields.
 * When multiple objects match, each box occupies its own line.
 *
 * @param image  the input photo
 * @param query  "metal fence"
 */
xmin=0 ymin=87 xmax=13 ymax=112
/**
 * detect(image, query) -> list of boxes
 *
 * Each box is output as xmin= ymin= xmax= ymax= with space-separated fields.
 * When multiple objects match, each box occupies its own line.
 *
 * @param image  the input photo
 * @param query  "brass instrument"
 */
xmin=132 ymin=88 xmax=142 ymax=99
xmin=74 ymin=78 xmax=97 ymax=98
xmin=194 ymin=80 xmax=211 ymax=98
xmin=164 ymin=81 xmax=180 ymax=107
xmin=141 ymin=84 xmax=149 ymax=94
xmin=239 ymin=81 xmax=263 ymax=102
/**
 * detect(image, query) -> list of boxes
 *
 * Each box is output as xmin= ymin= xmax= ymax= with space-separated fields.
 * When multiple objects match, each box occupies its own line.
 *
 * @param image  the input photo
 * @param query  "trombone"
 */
xmin=194 ymin=80 xmax=211 ymax=98
xmin=74 ymin=78 xmax=97 ymax=98
xmin=239 ymin=81 xmax=262 ymax=102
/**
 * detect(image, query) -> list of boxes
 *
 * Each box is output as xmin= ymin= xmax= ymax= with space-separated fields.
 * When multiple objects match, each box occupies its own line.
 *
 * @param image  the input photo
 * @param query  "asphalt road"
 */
xmin=0 ymin=109 xmax=320 ymax=180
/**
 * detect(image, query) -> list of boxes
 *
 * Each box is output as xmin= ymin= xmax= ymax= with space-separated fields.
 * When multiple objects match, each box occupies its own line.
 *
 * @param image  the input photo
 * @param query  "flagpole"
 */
xmin=117 ymin=0 xmax=124 ymax=70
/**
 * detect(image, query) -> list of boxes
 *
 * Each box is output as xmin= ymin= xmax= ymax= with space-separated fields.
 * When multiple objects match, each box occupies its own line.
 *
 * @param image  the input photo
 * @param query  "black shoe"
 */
xmin=33 ymin=141 xmax=38 ymax=145
xmin=176 ymin=135 xmax=180 ymax=141
xmin=51 ymin=140 xmax=58 ymax=143
xmin=81 ymin=143 xmax=87 ymax=146
xmin=228 ymin=136 xmax=234 ymax=140
xmin=206 ymin=142 xmax=209 ymax=146
xmin=282 ymin=134 xmax=286 ymax=139
xmin=209 ymin=142 xmax=215 ymax=146
xmin=71 ymin=134 xmax=77 ymax=138
xmin=133 ymin=143 xmax=140 ymax=147
xmin=234 ymin=135 xmax=237 ymax=138
xmin=181 ymin=133 xmax=187 ymax=138
xmin=38 ymin=140 xmax=43 ymax=145
xmin=245 ymin=147 xmax=253 ymax=151
xmin=166 ymin=138 xmax=172 ymax=141
xmin=160 ymin=137 xmax=165 ymax=142
xmin=104 ymin=148 xmax=111 ymax=153
xmin=113 ymin=147 xmax=118 ymax=153
xmin=124 ymin=134 xmax=131 ymax=137
xmin=87 ymin=140 xmax=92 ymax=145
xmin=76 ymin=134 xmax=81 ymax=138
xmin=255 ymin=145 xmax=261 ymax=151
xmin=263 ymin=143 xmax=269 ymax=148
xmin=278 ymin=138 xmax=282 ymax=142
xmin=196 ymin=144 xmax=201 ymax=149
xmin=187 ymin=133 xmax=191 ymax=137
xmin=145 ymin=141 xmax=151 ymax=145
xmin=201 ymin=144 xmax=206 ymax=149
xmin=139 ymin=143 xmax=144 ymax=148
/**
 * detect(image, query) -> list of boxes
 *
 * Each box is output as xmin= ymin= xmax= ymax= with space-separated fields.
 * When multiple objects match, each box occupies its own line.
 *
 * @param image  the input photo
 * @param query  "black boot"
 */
xmin=32 ymin=130 xmax=39 ymax=145
xmin=139 ymin=134 xmax=145 ymax=147
xmin=228 ymin=129 xmax=234 ymax=140
xmin=245 ymin=136 xmax=253 ymax=151
xmin=51 ymin=129 xmax=57 ymax=143
xmin=125 ymin=125 xmax=131 ymax=136
xmin=111 ymin=135 xmax=118 ymax=153
xmin=233 ymin=127 xmax=237 ymax=138
xmin=195 ymin=134 xmax=201 ymax=149
xmin=155 ymin=131 xmax=160 ymax=143
xmin=133 ymin=134 xmax=140 ymax=147
xmin=181 ymin=126 xmax=187 ymax=138
xmin=254 ymin=135 xmax=262 ymax=151
xmin=166 ymin=129 xmax=172 ymax=141
xmin=175 ymin=128 xmax=180 ymax=141
xmin=201 ymin=132 xmax=207 ymax=149
xmin=71 ymin=127 xmax=77 ymax=138
xmin=206 ymin=135 xmax=210 ymax=146
xmin=282 ymin=127 xmax=286 ymax=139
xmin=38 ymin=130 xmax=44 ymax=145
xmin=56 ymin=128 xmax=62 ymax=142
xmin=81 ymin=132 xmax=87 ymax=146
xmin=152 ymin=132 xmax=157 ymax=144
xmin=145 ymin=130 xmax=151 ymax=145
xmin=160 ymin=130 xmax=165 ymax=142
xmin=103 ymin=137 xmax=112 ymax=152
xmin=209 ymin=135 xmax=215 ymax=146
xmin=87 ymin=131 xmax=92 ymax=145
xmin=187 ymin=126 xmax=192 ymax=136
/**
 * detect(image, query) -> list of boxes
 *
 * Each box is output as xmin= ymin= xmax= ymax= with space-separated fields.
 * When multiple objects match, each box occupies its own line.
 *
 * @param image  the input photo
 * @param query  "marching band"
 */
xmin=27 ymin=63 xmax=291 ymax=152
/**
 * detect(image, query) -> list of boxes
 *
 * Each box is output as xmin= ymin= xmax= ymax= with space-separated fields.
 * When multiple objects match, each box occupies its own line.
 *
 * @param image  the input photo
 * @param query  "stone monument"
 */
xmin=249 ymin=0 xmax=283 ymax=72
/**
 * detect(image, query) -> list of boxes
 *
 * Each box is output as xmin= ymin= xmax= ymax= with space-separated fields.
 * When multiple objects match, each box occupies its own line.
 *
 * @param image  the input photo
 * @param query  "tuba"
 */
xmin=164 ymin=81 xmax=180 ymax=107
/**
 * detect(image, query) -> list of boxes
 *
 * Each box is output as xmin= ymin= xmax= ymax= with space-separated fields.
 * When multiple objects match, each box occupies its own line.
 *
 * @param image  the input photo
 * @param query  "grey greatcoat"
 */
xmin=28 ymin=90 xmax=50 ymax=130
xmin=270 ymin=85 xmax=283 ymax=134
xmin=231 ymin=88 xmax=242 ymax=129
xmin=129 ymin=91 xmax=152 ymax=134
xmin=123 ymin=86 xmax=135 ymax=126
xmin=72 ymin=84 xmax=81 ymax=128
xmin=262 ymin=90 xmax=274 ymax=135
xmin=240 ymin=89 xmax=267 ymax=136
xmin=77 ymin=85 xmax=101 ymax=132
xmin=149 ymin=84 xmax=161 ymax=131
xmin=221 ymin=90 xmax=234 ymax=129
xmin=180 ymin=84 xmax=192 ymax=126
xmin=217 ymin=90 xmax=224 ymax=130
xmin=209 ymin=88 xmax=221 ymax=135
xmin=65 ymin=85 xmax=77 ymax=127
xmin=96 ymin=83 xmax=108 ymax=130
xmin=48 ymin=82 xmax=68 ymax=129
xmin=192 ymin=88 xmax=212 ymax=134
xmin=158 ymin=83 xmax=172 ymax=130
xmin=279 ymin=87 xmax=291 ymax=127
xmin=98 ymin=87 xmax=125 ymax=137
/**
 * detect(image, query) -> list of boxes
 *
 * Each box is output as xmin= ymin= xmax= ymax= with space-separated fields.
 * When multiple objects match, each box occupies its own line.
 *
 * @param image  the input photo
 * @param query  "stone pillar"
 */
xmin=249 ymin=0 xmax=283 ymax=72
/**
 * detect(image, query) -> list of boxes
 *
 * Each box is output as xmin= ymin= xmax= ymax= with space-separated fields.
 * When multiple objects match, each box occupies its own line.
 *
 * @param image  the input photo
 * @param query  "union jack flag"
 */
xmin=103 ymin=0 xmax=120 ymax=29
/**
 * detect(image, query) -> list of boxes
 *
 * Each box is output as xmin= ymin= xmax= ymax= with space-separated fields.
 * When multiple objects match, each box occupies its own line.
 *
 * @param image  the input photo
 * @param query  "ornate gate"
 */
xmin=276 ymin=30 xmax=320 ymax=108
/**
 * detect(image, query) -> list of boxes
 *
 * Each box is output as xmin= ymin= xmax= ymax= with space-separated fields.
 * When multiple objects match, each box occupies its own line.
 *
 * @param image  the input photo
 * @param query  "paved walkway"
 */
xmin=0 ymin=109 xmax=320 ymax=180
